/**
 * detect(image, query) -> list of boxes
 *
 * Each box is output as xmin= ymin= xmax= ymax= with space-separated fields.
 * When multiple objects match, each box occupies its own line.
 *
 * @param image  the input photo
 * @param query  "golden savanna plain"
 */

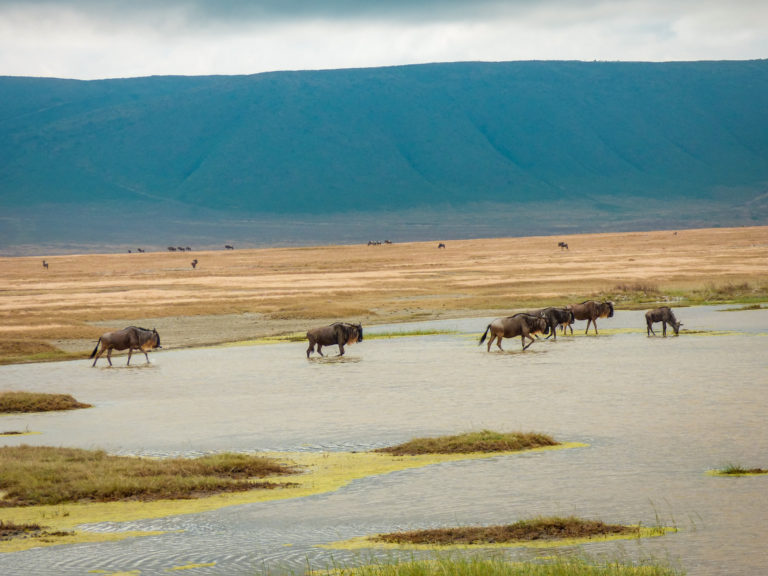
xmin=1 ymin=226 xmax=767 ymax=364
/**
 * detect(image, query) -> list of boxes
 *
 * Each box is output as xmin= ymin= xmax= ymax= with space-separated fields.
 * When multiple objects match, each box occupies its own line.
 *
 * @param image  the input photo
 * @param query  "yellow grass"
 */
xmin=0 ymin=226 xmax=767 ymax=363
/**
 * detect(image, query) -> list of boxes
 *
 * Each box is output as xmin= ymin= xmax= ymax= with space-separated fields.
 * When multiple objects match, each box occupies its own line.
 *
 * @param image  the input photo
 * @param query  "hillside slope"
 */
xmin=1 ymin=60 xmax=767 ymax=252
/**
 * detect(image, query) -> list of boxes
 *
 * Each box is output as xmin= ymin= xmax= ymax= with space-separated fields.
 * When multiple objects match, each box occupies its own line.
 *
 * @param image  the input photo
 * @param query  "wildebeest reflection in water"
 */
xmin=478 ymin=313 xmax=549 ymax=351
xmin=90 ymin=326 xmax=161 ymax=367
xmin=306 ymin=322 xmax=363 ymax=358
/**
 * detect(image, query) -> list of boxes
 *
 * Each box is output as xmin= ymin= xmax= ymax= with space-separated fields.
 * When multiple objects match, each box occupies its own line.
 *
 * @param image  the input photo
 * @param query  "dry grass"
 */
xmin=375 ymin=431 xmax=558 ymax=456
xmin=1 ymin=226 xmax=767 ymax=364
xmin=373 ymin=517 xmax=638 ymax=545
xmin=0 ymin=392 xmax=91 ymax=413
xmin=0 ymin=446 xmax=298 ymax=506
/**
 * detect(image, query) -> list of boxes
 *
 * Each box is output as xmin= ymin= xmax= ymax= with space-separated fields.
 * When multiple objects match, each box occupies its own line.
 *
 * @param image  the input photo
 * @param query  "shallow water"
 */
xmin=1 ymin=306 xmax=767 ymax=575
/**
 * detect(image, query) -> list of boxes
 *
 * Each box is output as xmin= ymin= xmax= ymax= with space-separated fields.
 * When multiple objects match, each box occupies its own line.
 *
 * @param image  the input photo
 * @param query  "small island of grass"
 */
xmin=375 ymin=430 xmax=559 ymax=456
xmin=372 ymin=517 xmax=646 ymax=546
xmin=0 ymin=391 xmax=92 ymax=413
xmin=0 ymin=445 xmax=298 ymax=507
xmin=711 ymin=464 xmax=768 ymax=476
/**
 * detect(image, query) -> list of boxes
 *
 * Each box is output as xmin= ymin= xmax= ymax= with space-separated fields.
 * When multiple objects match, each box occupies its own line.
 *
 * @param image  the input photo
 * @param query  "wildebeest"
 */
xmin=567 ymin=300 xmax=614 ymax=335
xmin=645 ymin=306 xmax=682 ymax=336
xmin=438 ymin=243 xmax=446 ymax=249
xmin=532 ymin=307 xmax=575 ymax=340
xmin=479 ymin=313 xmax=549 ymax=351
xmin=225 ymin=245 xmax=234 ymax=250
xmin=90 ymin=326 xmax=161 ymax=367
xmin=191 ymin=259 xmax=198 ymax=269
xmin=42 ymin=260 xmax=48 ymax=269
xmin=558 ymin=241 xmax=569 ymax=250
xmin=306 ymin=322 xmax=363 ymax=358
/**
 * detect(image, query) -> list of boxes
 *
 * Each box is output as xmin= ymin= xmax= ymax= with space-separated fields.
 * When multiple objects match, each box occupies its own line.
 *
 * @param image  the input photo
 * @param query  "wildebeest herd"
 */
xmin=90 ymin=303 xmax=681 ymax=366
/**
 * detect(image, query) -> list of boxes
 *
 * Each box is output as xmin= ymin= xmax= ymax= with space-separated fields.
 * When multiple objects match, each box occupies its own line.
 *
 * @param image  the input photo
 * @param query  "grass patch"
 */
xmin=0 ymin=520 xmax=72 ymax=542
xmin=312 ymin=555 xmax=682 ymax=575
xmin=0 ymin=391 xmax=92 ymax=413
xmin=366 ymin=329 xmax=458 ymax=339
xmin=0 ymin=446 xmax=298 ymax=506
xmin=372 ymin=517 xmax=640 ymax=546
xmin=375 ymin=430 xmax=558 ymax=456
xmin=711 ymin=464 xmax=768 ymax=476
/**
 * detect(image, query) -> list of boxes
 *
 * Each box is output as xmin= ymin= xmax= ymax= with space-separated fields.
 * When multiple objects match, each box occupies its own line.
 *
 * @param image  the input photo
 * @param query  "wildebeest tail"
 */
xmin=89 ymin=338 xmax=101 ymax=359
xmin=478 ymin=324 xmax=491 ymax=345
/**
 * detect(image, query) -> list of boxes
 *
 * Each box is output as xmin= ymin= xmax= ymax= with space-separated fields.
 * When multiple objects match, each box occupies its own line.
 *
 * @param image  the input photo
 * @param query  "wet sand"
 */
xmin=1 ymin=226 xmax=766 ymax=360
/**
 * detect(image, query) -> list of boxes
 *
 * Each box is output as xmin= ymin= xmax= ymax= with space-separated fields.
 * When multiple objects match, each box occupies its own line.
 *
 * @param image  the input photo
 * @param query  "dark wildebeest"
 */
xmin=42 ymin=260 xmax=48 ymax=269
xmin=225 ymin=245 xmax=234 ymax=250
xmin=306 ymin=322 xmax=363 ymax=358
xmin=532 ymin=307 xmax=575 ymax=340
xmin=645 ymin=306 xmax=682 ymax=336
xmin=90 ymin=326 xmax=161 ymax=367
xmin=567 ymin=300 xmax=614 ymax=335
xmin=191 ymin=259 xmax=198 ymax=269
xmin=438 ymin=243 xmax=446 ymax=249
xmin=558 ymin=241 xmax=569 ymax=250
xmin=479 ymin=313 xmax=550 ymax=352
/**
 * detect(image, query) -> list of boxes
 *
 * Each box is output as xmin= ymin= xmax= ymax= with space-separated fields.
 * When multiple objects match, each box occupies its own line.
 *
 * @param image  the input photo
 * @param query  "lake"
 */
xmin=0 ymin=306 xmax=766 ymax=575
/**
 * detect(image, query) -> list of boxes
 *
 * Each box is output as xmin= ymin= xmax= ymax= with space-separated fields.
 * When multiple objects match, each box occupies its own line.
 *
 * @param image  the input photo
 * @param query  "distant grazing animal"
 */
xmin=438 ymin=243 xmax=446 ymax=249
xmin=479 ymin=313 xmax=549 ymax=352
xmin=532 ymin=307 xmax=575 ymax=340
xmin=42 ymin=260 xmax=48 ymax=270
xmin=306 ymin=322 xmax=363 ymax=358
xmin=167 ymin=246 xmax=177 ymax=252
xmin=191 ymin=259 xmax=198 ymax=269
xmin=558 ymin=242 xmax=569 ymax=250
xmin=225 ymin=245 xmax=234 ymax=250
xmin=568 ymin=300 xmax=614 ymax=335
xmin=645 ymin=306 xmax=682 ymax=336
xmin=384 ymin=240 xmax=392 ymax=244
xmin=90 ymin=326 xmax=161 ymax=367
xmin=137 ymin=248 xmax=145 ymax=253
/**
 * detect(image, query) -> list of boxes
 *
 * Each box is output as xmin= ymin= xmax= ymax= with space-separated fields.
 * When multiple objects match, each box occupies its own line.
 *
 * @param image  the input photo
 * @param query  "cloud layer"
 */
xmin=1 ymin=0 xmax=766 ymax=79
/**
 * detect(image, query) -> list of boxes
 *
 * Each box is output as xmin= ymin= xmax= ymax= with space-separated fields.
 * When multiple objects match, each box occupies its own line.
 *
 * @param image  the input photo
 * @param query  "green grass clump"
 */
xmin=0 ymin=446 xmax=298 ymax=506
xmin=314 ymin=555 xmax=682 ymax=575
xmin=0 ymin=392 xmax=92 ymax=413
xmin=716 ymin=464 xmax=767 ymax=476
xmin=375 ymin=430 xmax=558 ymax=456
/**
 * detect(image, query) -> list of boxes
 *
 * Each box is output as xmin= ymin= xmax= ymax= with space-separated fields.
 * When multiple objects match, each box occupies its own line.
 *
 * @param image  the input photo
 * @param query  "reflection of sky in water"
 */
xmin=0 ymin=306 xmax=766 ymax=575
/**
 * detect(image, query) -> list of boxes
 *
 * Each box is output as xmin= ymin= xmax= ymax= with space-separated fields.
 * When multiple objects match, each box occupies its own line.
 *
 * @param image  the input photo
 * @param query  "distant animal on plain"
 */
xmin=558 ymin=242 xmax=569 ymax=250
xmin=645 ymin=306 xmax=682 ymax=336
xmin=567 ymin=300 xmax=614 ymax=335
xmin=478 ymin=313 xmax=549 ymax=352
xmin=137 ymin=248 xmax=145 ymax=253
xmin=306 ymin=322 xmax=363 ymax=358
xmin=225 ymin=245 xmax=234 ymax=250
xmin=531 ymin=306 xmax=575 ymax=340
xmin=438 ymin=243 xmax=446 ymax=249
xmin=89 ymin=326 xmax=161 ymax=367
xmin=185 ymin=246 xmax=192 ymax=251
xmin=191 ymin=259 xmax=198 ymax=269
xmin=368 ymin=240 xmax=381 ymax=246
xmin=384 ymin=240 xmax=392 ymax=244
xmin=42 ymin=260 xmax=48 ymax=270
xmin=167 ymin=247 xmax=177 ymax=252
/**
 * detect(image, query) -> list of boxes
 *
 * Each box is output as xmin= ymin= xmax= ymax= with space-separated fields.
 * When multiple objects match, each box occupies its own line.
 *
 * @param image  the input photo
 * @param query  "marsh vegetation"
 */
xmin=375 ymin=431 xmax=558 ymax=456
xmin=0 ymin=446 xmax=297 ymax=506
xmin=0 ymin=391 xmax=91 ymax=413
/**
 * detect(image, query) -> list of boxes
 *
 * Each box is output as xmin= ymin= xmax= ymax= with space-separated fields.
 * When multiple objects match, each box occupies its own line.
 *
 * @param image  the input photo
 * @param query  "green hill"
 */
xmin=1 ymin=60 xmax=767 ymax=253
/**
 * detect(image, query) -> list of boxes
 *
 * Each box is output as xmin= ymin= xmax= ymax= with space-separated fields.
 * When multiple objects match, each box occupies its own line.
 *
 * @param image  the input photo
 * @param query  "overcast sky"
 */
xmin=1 ymin=0 xmax=766 ymax=79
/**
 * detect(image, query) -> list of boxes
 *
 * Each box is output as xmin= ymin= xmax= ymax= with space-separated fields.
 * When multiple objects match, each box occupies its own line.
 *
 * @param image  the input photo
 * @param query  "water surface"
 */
xmin=0 ymin=306 xmax=766 ymax=575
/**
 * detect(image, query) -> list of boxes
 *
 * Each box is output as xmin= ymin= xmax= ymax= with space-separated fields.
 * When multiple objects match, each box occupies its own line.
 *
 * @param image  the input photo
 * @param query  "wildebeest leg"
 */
xmin=584 ymin=319 xmax=592 ymax=334
xmin=127 ymin=348 xmax=133 ymax=366
xmin=92 ymin=347 xmax=105 ymax=367
xmin=338 ymin=343 xmax=345 ymax=356
xmin=662 ymin=322 xmax=667 ymax=337
xmin=142 ymin=350 xmax=151 ymax=363
xmin=647 ymin=321 xmax=655 ymax=336
xmin=494 ymin=335 xmax=504 ymax=351
xmin=306 ymin=343 xmax=314 ymax=358
xmin=317 ymin=344 xmax=324 ymax=357
xmin=106 ymin=348 xmax=113 ymax=367
xmin=486 ymin=333 xmax=494 ymax=352
xmin=521 ymin=330 xmax=535 ymax=350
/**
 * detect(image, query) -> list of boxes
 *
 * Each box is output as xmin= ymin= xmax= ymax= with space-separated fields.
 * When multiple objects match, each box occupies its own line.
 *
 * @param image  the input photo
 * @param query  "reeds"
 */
xmin=0 ymin=446 xmax=297 ymax=506
xmin=375 ymin=430 xmax=558 ymax=456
